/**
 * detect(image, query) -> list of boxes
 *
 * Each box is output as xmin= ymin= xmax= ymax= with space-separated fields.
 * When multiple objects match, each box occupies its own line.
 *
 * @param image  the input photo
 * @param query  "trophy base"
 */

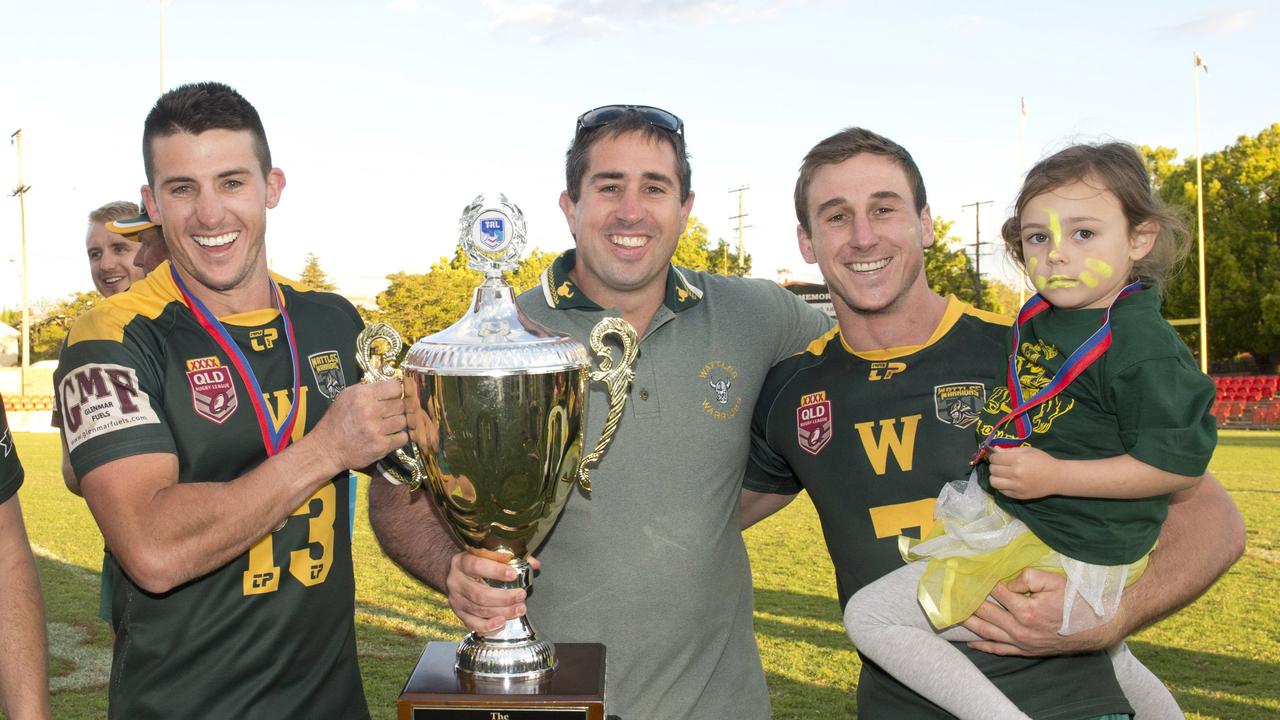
xmin=457 ymin=630 xmax=557 ymax=678
xmin=397 ymin=641 xmax=606 ymax=720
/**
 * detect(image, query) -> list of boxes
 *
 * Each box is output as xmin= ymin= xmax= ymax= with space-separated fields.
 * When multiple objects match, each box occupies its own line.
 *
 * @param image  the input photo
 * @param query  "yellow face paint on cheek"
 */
xmin=1026 ymin=257 xmax=1049 ymax=290
xmin=1079 ymin=271 xmax=1099 ymax=288
xmin=1084 ymin=257 xmax=1114 ymax=278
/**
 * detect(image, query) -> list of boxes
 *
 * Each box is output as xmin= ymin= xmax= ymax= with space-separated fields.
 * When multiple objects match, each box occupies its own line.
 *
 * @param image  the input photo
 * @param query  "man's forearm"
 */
xmin=1109 ymin=472 xmax=1244 ymax=640
xmin=368 ymin=477 xmax=458 ymax=593
xmin=84 ymin=433 xmax=344 ymax=594
xmin=0 ymin=501 xmax=50 ymax=720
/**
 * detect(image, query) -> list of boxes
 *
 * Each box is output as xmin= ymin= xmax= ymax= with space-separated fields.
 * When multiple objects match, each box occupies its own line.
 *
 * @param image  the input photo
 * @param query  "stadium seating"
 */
xmin=1210 ymin=375 xmax=1280 ymax=428
xmin=1 ymin=395 xmax=54 ymax=413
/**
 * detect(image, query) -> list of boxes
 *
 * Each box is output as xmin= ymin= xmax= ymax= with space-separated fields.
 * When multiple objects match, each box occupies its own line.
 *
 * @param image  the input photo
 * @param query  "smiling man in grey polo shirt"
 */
xmin=369 ymin=105 xmax=831 ymax=719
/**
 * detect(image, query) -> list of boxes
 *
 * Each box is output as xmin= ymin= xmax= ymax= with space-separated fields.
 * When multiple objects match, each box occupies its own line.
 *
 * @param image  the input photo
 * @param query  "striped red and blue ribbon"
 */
xmin=170 ymin=265 xmax=302 ymax=457
xmin=973 ymin=281 xmax=1143 ymax=464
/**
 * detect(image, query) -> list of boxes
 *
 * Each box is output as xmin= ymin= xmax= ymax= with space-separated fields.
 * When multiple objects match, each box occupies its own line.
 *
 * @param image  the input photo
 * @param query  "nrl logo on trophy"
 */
xmin=358 ymin=193 xmax=635 ymax=716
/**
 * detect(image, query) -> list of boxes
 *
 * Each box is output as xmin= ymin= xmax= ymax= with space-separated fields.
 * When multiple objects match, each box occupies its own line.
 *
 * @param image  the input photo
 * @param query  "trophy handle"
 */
xmin=577 ymin=317 xmax=639 ymax=492
xmin=356 ymin=323 xmax=428 ymax=492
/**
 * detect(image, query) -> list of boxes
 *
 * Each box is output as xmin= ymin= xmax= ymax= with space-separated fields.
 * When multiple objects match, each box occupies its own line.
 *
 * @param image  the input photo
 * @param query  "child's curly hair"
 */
xmin=1001 ymin=142 xmax=1190 ymax=292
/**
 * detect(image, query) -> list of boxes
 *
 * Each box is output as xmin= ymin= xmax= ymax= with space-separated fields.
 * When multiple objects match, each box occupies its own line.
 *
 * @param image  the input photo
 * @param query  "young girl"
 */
xmin=844 ymin=142 xmax=1216 ymax=720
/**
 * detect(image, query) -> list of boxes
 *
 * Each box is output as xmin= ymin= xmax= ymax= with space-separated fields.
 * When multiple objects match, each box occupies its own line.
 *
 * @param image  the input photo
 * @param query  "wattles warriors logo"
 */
xmin=308 ymin=351 xmax=346 ymax=400
xmin=934 ymin=382 xmax=984 ymax=428
xmin=699 ymin=360 xmax=742 ymax=421
xmin=186 ymin=356 xmax=238 ymax=424
xmin=796 ymin=390 xmax=833 ymax=455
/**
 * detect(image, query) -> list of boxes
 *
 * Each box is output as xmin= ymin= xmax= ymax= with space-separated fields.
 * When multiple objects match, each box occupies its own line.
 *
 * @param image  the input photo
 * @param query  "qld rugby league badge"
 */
xmin=186 ymin=356 xmax=238 ymax=424
xmin=796 ymin=390 xmax=833 ymax=456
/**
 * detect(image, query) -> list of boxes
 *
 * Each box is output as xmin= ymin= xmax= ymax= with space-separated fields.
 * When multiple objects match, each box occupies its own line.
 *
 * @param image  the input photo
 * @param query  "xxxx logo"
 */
xmin=796 ymin=390 xmax=833 ymax=456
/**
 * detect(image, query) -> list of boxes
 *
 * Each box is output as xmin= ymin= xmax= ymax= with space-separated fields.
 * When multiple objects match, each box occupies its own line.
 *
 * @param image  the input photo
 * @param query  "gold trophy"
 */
xmin=359 ymin=194 xmax=635 ymax=718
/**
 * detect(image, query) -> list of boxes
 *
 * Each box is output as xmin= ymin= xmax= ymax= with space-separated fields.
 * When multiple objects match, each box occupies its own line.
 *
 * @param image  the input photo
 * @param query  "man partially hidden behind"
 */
xmin=55 ymin=81 xmax=407 ymax=719
xmin=85 ymin=201 xmax=146 ymax=296
xmin=105 ymin=200 xmax=169 ymax=275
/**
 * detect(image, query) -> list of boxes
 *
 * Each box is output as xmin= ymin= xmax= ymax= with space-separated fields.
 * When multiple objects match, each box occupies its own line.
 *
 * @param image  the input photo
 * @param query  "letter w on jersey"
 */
xmin=60 ymin=364 xmax=160 ymax=451
xmin=855 ymin=414 xmax=921 ymax=475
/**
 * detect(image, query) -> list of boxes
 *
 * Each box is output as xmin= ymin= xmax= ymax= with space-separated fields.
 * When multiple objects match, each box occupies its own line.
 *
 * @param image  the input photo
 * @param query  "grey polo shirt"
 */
xmin=515 ymin=250 xmax=831 ymax=720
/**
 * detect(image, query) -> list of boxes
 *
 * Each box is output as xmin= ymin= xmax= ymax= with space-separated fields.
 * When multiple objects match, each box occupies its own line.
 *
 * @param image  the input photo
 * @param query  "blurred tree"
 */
xmin=925 ymin=216 xmax=999 ymax=309
xmin=299 ymin=252 xmax=337 ymax=291
xmin=371 ymin=246 xmax=556 ymax=342
xmin=1141 ymin=123 xmax=1280 ymax=369
xmin=1 ymin=292 xmax=102 ymax=362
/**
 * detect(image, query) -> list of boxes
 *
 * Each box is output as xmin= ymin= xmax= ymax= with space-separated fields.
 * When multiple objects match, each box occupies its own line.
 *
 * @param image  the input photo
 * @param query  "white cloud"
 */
xmin=386 ymin=0 xmax=420 ymax=15
xmin=945 ymin=15 xmax=985 ymax=35
xmin=1163 ymin=9 xmax=1254 ymax=36
xmin=482 ymin=0 xmax=808 ymax=39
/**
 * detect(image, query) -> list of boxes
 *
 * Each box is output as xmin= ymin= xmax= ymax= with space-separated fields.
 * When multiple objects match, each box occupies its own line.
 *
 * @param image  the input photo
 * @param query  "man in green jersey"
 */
xmin=55 ymin=82 xmax=407 ymax=719
xmin=740 ymin=127 xmax=1245 ymax=718
xmin=0 ymin=400 xmax=51 ymax=720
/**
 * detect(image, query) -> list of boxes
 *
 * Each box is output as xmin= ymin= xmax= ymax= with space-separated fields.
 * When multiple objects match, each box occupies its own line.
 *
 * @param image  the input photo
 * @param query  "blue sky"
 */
xmin=2 ymin=1 xmax=1277 ymax=308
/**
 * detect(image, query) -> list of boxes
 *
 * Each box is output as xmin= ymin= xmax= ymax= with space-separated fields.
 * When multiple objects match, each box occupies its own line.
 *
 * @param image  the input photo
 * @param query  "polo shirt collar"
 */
xmin=537 ymin=249 xmax=704 ymax=312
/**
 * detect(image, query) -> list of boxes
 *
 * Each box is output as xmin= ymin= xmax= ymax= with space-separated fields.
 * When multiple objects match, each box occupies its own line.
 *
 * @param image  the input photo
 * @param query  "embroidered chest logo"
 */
xmin=699 ymin=360 xmax=742 ymax=421
xmin=868 ymin=361 xmax=907 ymax=381
xmin=250 ymin=328 xmax=278 ymax=351
xmin=975 ymin=340 xmax=1074 ymax=441
xmin=186 ymin=356 xmax=239 ymax=424
xmin=934 ymin=382 xmax=985 ymax=429
xmin=796 ymin=390 xmax=833 ymax=455
xmin=308 ymin=351 xmax=346 ymax=400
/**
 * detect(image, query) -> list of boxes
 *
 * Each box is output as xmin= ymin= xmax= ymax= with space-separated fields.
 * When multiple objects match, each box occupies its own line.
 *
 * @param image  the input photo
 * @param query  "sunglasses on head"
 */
xmin=575 ymin=105 xmax=684 ymax=137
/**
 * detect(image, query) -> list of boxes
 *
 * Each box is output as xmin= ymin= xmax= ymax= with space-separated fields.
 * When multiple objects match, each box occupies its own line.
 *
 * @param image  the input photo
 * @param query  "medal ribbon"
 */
xmin=170 ymin=265 xmax=302 ymax=456
xmin=973 ymin=281 xmax=1143 ymax=464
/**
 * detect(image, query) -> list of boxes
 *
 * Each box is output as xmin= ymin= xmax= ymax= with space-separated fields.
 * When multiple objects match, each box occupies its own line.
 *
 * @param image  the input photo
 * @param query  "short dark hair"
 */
xmin=794 ymin=127 xmax=927 ymax=235
xmin=564 ymin=112 xmax=691 ymax=203
xmin=142 ymin=82 xmax=272 ymax=186
xmin=1001 ymin=142 xmax=1190 ymax=292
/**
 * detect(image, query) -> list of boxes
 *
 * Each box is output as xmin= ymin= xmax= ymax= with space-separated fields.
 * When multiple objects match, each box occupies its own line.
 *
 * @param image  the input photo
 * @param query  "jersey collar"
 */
xmin=537 ymin=249 xmax=704 ymax=313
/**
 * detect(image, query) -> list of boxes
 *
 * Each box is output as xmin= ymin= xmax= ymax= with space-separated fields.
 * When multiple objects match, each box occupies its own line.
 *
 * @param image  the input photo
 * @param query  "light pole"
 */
xmin=727 ymin=185 xmax=750 ymax=275
xmin=9 ymin=130 xmax=31 ymax=396
xmin=1193 ymin=52 xmax=1209 ymax=373
xmin=1018 ymin=97 xmax=1028 ymax=305
xmin=961 ymin=200 xmax=993 ymax=309
xmin=160 ymin=0 xmax=167 ymax=93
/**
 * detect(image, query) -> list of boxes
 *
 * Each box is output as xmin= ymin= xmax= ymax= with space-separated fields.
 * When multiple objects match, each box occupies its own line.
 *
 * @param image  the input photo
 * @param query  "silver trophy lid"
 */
xmin=402 ymin=193 xmax=589 ymax=376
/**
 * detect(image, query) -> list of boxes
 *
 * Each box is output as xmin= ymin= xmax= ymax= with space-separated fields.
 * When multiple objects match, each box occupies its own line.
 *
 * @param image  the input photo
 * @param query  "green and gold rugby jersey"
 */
xmin=746 ymin=296 xmax=1131 ymax=720
xmin=975 ymin=288 xmax=1216 ymax=566
xmin=1 ymin=400 xmax=23 ymax=503
xmin=55 ymin=262 xmax=368 ymax=720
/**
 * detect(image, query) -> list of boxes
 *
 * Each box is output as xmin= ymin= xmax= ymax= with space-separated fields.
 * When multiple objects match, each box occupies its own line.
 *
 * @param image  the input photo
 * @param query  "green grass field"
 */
xmin=7 ymin=429 xmax=1278 ymax=719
